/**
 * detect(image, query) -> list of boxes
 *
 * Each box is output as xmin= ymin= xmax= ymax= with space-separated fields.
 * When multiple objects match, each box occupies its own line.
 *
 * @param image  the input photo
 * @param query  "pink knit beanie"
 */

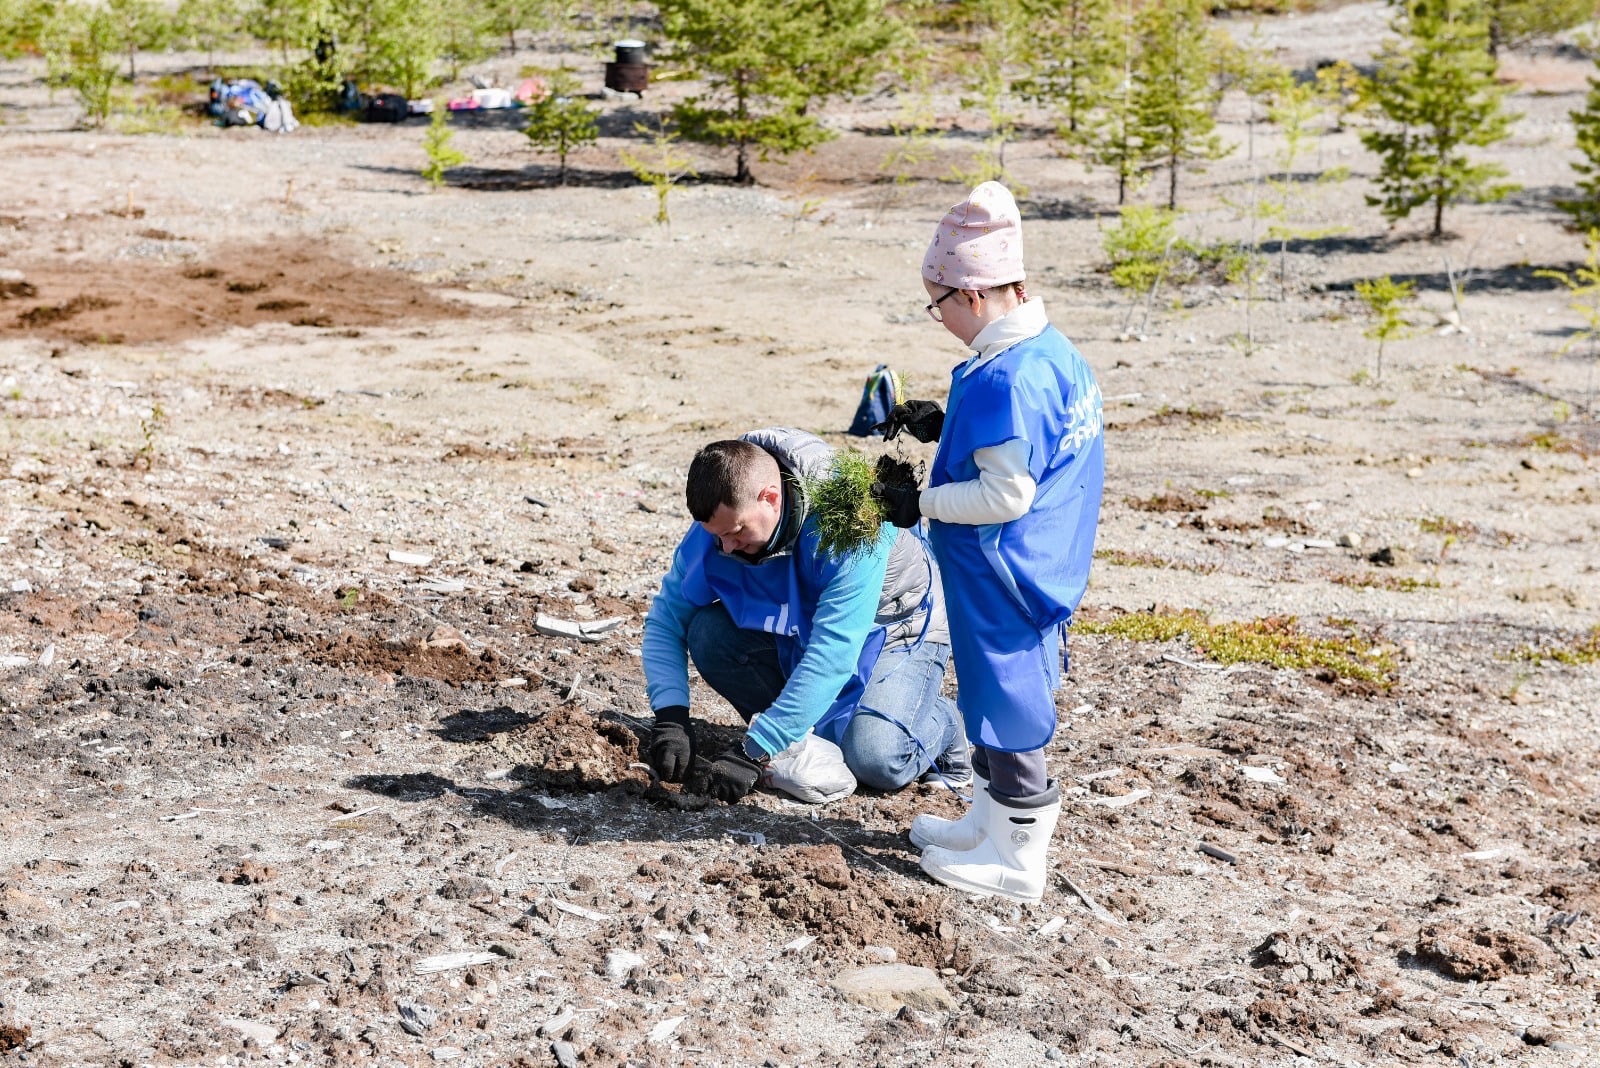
xmin=922 ymin=181 xmax=1025 ymax=290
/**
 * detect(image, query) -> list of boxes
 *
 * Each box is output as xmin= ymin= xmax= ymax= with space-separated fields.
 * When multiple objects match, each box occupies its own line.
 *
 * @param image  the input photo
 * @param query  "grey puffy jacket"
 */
xmin=741 ymin=427 xmax=949 ymax=649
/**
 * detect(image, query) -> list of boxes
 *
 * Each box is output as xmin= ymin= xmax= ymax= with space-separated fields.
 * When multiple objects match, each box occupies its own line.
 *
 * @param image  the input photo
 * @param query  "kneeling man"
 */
xmin=641 ymin=427 xmax=969 ymax=803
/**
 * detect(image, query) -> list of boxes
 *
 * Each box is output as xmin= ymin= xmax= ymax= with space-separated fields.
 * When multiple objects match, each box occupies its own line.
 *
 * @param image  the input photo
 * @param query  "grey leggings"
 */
xmin=972 ymin=746 xmax=1049 ymax=799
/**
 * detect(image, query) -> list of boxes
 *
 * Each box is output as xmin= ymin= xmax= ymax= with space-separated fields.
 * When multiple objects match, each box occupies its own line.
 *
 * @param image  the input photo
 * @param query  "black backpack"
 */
xmin=364 ymin=92 xmax=408 ymax=123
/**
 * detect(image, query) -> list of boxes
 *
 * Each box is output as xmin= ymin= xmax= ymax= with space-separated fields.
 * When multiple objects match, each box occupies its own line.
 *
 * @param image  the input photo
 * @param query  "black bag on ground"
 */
xmin=364 ymin=92 xmax=408 ymax=123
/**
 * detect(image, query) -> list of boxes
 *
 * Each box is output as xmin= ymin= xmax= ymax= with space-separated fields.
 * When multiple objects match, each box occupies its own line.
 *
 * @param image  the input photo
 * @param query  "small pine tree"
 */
xmin=1265 ymin=81 xmax=1347 ymax=297
xmin=1313 ymin=58 xmax=1367 ymax=133
xmin=1102 ymin=204 xmax=1181 ymax=336
xmin=1560 ymin=61 xmax=1600 ymax=233
xmin=42 ymin=4 xmax=118 ymax=127
xmin=1131 ymin=0 xmax=1231 ymax=210
xmin=175 ymin=0 xmax=245 ymax=71
xmin=1017 ymin=0 xmax=1116 ymax=139
xmin=619 ymin=116 xmax=698 ymax=227
xmin=658 ymin=0 xmax=903 ymax=184
xmin=951 ymin=0 xmax=1028 ymax=189
xmin=873 ymin=58 xmax=937 ymax=221
xmin=1361 ymin=0 xmax=1519 ymax=239
xmin=365 ymin=0 xmax=443 ymax=101
xmin=1534 ymin=229 xmax=1600 ymax=409
xmin=1353 ymin=275 xmax=1418 ymax=382
xmin=105 ymin=0 xmax=171 ymax=81
xmin=421 ymin=103 xmax=466 ymax=188
xmin=436 ymin=0 xmax=494 ymax=83
xmin=1073 ymin=0 xmax=1151 ymax=205
xmin=523 ymin=71 xmax=598 ymax=186
xmin=1486 ymin=0 xmax=1592 ymax=58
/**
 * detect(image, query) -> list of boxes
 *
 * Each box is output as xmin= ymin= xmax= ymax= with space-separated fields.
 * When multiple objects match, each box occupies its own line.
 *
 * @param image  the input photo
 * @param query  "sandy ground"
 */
xmin=1 ymin=4 xmax=1598 ymax=1065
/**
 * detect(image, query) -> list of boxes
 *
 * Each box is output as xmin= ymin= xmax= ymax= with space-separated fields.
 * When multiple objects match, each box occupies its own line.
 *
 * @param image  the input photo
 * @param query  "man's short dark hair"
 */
xmin=686 ymin=439 xmax=770 ymax=522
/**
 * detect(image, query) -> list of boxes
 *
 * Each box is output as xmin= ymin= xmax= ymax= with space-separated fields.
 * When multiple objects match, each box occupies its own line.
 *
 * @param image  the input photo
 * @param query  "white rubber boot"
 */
xmin=909 ymin=776 xmax=989 ymax=851
xmin=919 ymin=783 xmax=1060 ymax=904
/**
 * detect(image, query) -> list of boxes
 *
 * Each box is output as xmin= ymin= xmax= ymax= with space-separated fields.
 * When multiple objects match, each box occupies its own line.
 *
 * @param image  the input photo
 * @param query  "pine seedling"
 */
xmin=782 ymin=169 xmax=827 ymax=236
xmin=1102 ymin=204 xmax=1180 ymax=337
xmin=1313 ymin=58 xmax=1366 ymax=132
xmin=136 ymin=402 xmax=165 ymax=468
xmin=1131 ymin=0 xmax=1230 ymax=210
xmin=658 ymin=0 xmax=903 ymax=184
xmin=619 ymin=115 xmax=697 ymax=228
xmin=1072 ymin=0 xmax=1151 ymax=206
xmin=1353 ymin=275 xmax=1417 ymax=382
xmin=873 ymin=83 xmax=937 ymax=222
xmin=804 ymin=453 xmax=917 ymax=559
xmin=1559 ymin=61 xmax=1600 ymax=232
xmin=1534 ymin=228 xmax=1600 ymax=411
xmin=43 ymin=4 xmax=118 ymax=127
xmin=1361 ymin=1 xmax=1519 ymax=239
xmin=523 ymin=69 xmax=598 ymax=186
xmin=420 ymin=103 xmax=466 ymax=188
xmin=806 ymin=451 xmax=884 ymax=559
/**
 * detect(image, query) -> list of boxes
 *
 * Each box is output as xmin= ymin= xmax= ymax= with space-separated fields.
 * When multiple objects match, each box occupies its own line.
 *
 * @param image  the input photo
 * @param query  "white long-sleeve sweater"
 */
xmin=918 ymin=298 xmax=1049 ymax=526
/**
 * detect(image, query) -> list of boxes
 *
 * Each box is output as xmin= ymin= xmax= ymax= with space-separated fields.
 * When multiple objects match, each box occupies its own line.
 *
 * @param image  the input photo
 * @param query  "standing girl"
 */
xmin=876 ymin=181 xmax=1105 ymax=903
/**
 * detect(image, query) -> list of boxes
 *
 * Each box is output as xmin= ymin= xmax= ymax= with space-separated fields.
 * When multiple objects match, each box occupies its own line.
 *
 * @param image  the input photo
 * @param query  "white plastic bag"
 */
xmin=760 ymin=732 xmax=856 ymax=804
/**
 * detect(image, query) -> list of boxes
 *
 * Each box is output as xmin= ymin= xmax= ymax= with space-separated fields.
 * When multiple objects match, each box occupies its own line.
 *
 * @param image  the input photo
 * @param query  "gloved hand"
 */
xmin=871 ymin=481 xmax=922 ymax=528
xmin=705 ymin=742 xmax=765 ymax=803
xmin=646 ymin=705 xmax=695 ymax=783
xmin=878 ymin=400 xmax=945 ymax=443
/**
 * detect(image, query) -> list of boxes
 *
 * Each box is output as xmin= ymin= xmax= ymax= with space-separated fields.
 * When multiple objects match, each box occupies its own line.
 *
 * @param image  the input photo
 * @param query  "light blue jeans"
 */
xmin=686 ymin=603 xmax=963 ymax=791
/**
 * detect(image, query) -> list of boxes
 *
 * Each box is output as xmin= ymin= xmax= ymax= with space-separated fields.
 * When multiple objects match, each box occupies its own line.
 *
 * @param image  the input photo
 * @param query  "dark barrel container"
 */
xmin=605 ymin=39 xmax=649 ymax=93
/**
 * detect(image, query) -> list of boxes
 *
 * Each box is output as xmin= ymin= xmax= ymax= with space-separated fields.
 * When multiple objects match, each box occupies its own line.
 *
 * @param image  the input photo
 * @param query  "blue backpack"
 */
xmin=846 ymin=364 xmax=904 ymax=437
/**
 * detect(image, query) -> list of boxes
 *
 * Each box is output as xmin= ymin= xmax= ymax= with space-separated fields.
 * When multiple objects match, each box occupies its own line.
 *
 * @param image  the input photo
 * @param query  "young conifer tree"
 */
xmin=952 ymin=0 xmax=1029 ymax=188
xmin=1561 ymin=64 xmax=1600 ymax=233
xmin=1485 ymin=0 xmax=1592 ymax=58
xmin=42 ymin=3 xmax=118 ymax=126
xmin=421 ymin=103 xmax=467 ymax=188
xmin=657 ymin=0 xmax=902 ymax=184
xmin=1361 ymin=0 xmax=1518 ymax=239
xmin=176 ymin=0 xmax=245 ymax=70
xmin=523 ymin=70 xmax=599 ymax=186
xmin=105 ymin=0 xmax=172 ymax=81
xmin=363 ymin=0 xmax=444 ymax=101
xmin=1017 ymin=0 xmax=1116 ymax=138
xmin=1131 ymin=0 xmax=1230 ymax=211
xmin=1074 ymin=0 xmax=1151 ymax=205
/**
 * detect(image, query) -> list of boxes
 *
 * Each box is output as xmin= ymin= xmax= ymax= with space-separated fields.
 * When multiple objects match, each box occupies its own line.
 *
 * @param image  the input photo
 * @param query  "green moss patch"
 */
xmin=1516 ymin=626 xmax=1600 ymax=666
xmin=1074 ymin=608 xmax=1397 ymax=687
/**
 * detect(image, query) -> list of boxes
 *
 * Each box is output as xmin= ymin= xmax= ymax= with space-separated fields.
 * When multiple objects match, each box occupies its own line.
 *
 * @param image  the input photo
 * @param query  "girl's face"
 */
xmin=923 ymin=278 xmax=986 ymax=347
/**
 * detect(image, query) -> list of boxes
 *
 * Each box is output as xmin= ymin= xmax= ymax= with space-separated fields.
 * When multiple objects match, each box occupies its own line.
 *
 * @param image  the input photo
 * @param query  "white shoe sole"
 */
xmin=919 ymin=849 xmax=1046 ymax=904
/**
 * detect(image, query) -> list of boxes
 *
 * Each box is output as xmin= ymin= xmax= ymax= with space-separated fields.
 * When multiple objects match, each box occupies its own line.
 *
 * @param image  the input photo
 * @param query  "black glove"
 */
xmin=871 ymin=481 xmax=921 ymax=528
xmin=647 ymin=705 xmax=695 ymax=783
xmin=705 ymin=742 xmax=765 ymax=803
xmin=878 ymin=400 xmax=944 ymax=443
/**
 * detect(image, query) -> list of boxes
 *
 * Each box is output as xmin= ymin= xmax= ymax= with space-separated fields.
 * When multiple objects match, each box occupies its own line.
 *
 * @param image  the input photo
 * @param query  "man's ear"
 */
xmin=756 ymin=481 xmax=782 ymax=510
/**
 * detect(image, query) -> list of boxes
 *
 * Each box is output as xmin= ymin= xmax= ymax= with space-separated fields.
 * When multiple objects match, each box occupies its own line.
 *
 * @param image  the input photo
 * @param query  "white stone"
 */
xmin=831 ymin=964 xmax=954 ymax=1012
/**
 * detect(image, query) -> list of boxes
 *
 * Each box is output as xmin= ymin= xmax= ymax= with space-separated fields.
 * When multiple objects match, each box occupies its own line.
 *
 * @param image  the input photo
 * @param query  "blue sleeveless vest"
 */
xmin=676 ymin=522 xmax=885 ymax=745
xmin=928 ymin=324 xmax=1104 ymax=751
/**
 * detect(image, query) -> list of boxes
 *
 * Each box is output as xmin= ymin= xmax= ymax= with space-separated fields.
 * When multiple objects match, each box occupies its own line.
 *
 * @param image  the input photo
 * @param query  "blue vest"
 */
xmin=927 ymin=325 xmax=1104 ymax=751
xmin=675 ymin=522 xmax=885 ymax=745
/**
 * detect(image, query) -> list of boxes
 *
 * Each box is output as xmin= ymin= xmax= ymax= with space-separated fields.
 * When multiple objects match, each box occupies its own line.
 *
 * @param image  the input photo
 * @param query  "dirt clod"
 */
xmin=1413 ymin=924 xmax=1554 ymax=981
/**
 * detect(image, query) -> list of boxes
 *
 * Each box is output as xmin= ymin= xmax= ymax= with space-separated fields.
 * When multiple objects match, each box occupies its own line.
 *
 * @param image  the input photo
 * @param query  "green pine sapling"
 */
xmin=523 ymin=70 xmax=598 ymax=186
xmin=1353 ymin=275 xmax=1418 ymax=383
xmin=804 ymin=452 xmax=918 ymax=559
xmin=421 ymin=103 xmax=467 ymax=188
xmin=1534 ymin=228 xmax=1600 ymax=412
xmin=1102 ymin=204 xmax=1180 ymax=337
xmin=619 ymin=115 xmax=697 ymax=227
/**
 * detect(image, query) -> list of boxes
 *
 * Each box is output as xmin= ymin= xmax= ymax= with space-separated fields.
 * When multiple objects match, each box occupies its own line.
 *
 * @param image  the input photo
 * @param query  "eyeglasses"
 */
xmin=925 ymin=287 xmax=961 ymax=323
